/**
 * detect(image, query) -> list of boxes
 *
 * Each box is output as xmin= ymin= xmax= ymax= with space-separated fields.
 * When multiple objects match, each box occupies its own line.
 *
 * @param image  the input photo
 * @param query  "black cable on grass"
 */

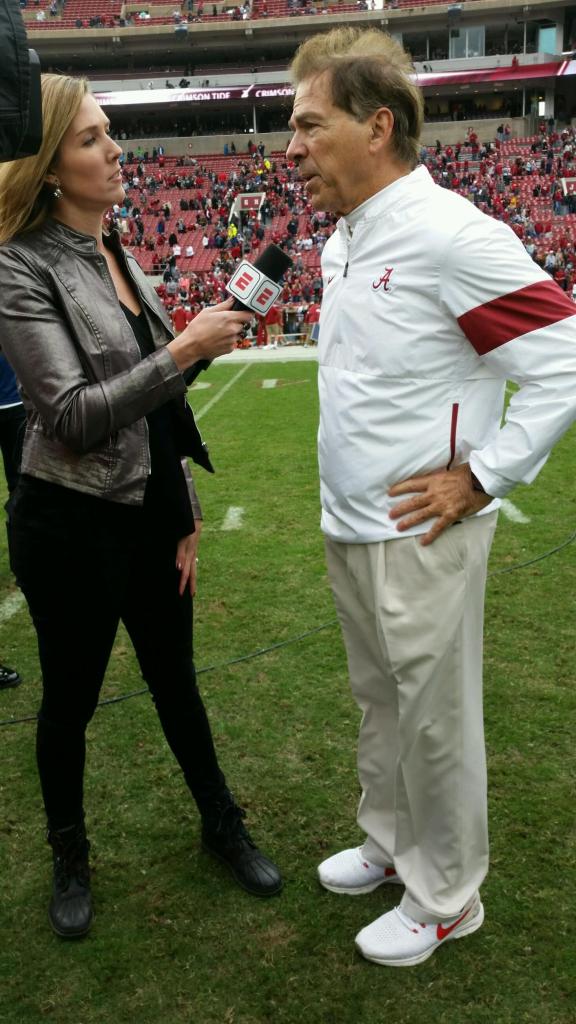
xmin=1 ymin=529 xmax=575 ymax=729
xmin=487 ymin=528 xmax=576 ymax=576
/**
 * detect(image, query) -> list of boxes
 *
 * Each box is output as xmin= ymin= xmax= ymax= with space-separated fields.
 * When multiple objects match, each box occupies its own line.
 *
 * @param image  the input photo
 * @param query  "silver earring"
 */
xmin=53 ymin=182 xmax=63 ymax=199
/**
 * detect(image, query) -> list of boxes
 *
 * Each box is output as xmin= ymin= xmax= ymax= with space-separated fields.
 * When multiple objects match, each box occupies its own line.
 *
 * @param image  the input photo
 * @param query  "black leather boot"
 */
xmin=201 ymin=794 xmax=283 ymax=897
xmin=47 ymin=823 xmax=93 ymax=938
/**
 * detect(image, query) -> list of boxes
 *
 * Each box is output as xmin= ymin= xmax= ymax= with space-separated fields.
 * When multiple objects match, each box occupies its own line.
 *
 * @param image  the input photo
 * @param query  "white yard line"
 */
xmin=221 ymin=507 xmax=245 ymax=531
xmin=500 ymin=498 xmax=531 ymax=524
xmin=0 ymin=591 xmax=25 ymax=625
xmin=194 ymin=362 xmax=251 ymax=422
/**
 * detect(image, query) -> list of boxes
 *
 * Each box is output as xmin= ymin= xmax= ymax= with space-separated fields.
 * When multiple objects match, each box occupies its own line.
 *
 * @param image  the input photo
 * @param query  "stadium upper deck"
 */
xmin=22 ymin=0 xmax=494 ymax=31
xmin=23 ymin=0 xmax=576 ymax=142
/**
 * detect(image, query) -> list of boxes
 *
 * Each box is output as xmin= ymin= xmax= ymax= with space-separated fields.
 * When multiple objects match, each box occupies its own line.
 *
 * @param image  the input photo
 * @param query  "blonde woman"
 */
xmin=0 ymin=75 xmax=282 ymax=939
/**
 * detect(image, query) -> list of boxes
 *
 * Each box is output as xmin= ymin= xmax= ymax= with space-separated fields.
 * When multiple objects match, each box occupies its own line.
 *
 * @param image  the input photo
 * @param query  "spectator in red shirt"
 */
xmin=256 ymin=317 xmax=268 ymax=347
xmin=305 ymin=301 xmax=321 ymax=345
xmin=171 ymin=304 xmax=188 ymax=333
xmin=265 ymin=304 xmax=283 ymax=345
xmin=554 ymin=266 xmax=567 ymax=290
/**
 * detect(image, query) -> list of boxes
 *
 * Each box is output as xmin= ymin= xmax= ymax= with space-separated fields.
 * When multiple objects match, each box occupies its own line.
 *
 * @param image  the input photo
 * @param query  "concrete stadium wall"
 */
xmin=121 ymin=132 xmax=292 ymax=158
xmin=419 ymin=116 xmax=531 ymax=144
xmin=120 ymin=116 xmax=532 ymax=158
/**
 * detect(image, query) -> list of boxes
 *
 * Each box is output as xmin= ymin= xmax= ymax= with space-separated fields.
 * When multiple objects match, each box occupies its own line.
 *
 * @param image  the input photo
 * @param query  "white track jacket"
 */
xmin=318 ymin=165 xmax=576 ymax=543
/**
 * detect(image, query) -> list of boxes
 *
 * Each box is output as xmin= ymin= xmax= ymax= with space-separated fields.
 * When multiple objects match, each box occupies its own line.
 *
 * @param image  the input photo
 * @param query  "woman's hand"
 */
xmin=175 ymin=520 xmax=203 ymax=597
xmin=167 ymin=298 xmax=252 ymax=372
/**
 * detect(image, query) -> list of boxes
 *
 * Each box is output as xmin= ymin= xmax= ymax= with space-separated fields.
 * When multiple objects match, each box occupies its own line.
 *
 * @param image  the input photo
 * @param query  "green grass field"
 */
xmin=1 ymin=358 xmax=574 ymax=1024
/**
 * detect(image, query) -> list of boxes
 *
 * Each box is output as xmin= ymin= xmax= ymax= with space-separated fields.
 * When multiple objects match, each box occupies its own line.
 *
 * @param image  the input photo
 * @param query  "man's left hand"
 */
xmin=388 ymin=464 xmax=492 ymax=545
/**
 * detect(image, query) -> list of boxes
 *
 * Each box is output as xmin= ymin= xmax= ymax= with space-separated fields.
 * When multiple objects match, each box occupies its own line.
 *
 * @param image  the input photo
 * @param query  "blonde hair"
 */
xmin=290 ymin=27 xmax=423 ymax=167
xmin=0 ymin=74 xmax=88 ymax=244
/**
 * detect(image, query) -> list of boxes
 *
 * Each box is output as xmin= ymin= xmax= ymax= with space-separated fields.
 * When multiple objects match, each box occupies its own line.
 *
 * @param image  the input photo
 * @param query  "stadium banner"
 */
xmin=93 ymin=85 xmax=296 ymax=107
xmin=92 ymin=62 xmax=576 ymax=110
xmin=416 ymin=60 xmax=572 ymax=88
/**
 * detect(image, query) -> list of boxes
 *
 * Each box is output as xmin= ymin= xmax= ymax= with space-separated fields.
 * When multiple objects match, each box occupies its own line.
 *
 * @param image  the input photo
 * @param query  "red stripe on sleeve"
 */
xmin=458 ymin=279 xmax=576 ymax=355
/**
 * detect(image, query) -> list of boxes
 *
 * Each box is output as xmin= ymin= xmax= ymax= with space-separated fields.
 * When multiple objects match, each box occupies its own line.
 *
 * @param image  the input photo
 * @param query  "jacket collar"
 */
xmin=44 ymin=218 xmax=121 ymax=255
xmin=43 ymin=219 xmax=166 ymax=336
xmin=339 ymin=165 xmax=434 ymax=237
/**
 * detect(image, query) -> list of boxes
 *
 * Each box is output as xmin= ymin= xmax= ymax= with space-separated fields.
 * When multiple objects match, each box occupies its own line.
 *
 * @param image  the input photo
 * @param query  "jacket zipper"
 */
xmin=446 ymin=403 xmax=459 ymax=469
xmin=341 ymin=220 xmax=354 ymax=279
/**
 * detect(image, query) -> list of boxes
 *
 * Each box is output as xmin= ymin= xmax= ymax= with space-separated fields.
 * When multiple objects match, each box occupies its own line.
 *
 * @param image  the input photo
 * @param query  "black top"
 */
xmin=121 ymin=302 xmax=194 ymax=541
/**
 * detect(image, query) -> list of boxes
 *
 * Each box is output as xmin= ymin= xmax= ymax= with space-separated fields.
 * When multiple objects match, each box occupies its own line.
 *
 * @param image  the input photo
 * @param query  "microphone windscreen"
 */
xmin=252 ymin=242 xmax=293 ymax=281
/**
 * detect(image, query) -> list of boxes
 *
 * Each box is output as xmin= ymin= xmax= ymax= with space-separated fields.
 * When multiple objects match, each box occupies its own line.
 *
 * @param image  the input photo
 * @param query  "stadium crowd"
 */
xmin=102 ymin=119 xmax=576 ymax=340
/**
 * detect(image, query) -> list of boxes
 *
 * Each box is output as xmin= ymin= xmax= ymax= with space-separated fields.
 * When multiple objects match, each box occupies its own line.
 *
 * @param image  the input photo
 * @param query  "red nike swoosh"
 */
xmin=436 ymin=904 xmax=472 ymax=941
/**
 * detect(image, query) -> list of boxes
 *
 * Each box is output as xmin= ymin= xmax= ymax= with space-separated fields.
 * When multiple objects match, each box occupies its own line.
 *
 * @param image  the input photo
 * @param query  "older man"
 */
xmin=287 ymin=27 xmax=576 ymax=967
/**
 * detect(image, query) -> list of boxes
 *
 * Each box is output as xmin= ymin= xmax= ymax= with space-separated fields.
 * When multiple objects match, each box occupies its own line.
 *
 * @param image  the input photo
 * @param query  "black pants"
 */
xmin=9 ymin=479 xmax=225 ymax=831
xmin=0 ymin=403 xmax=25 ymax=499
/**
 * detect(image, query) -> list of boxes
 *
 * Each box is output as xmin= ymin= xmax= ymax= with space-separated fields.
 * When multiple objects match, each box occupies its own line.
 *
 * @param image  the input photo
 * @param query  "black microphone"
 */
xmin=0 ymin=0 xmax=43 ymax=162
xmin=183 ymin=244 xmax=293 ymax=385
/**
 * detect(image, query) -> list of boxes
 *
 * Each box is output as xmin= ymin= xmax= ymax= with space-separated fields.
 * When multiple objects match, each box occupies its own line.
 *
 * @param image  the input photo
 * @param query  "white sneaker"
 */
xmin=355 ymin=892 xmax=484 ymax=967
xmin=318 ymin=847 xmax=401 ymax=895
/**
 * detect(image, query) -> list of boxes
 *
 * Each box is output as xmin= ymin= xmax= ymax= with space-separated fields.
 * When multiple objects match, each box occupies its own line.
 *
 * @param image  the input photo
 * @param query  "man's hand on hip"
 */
xmin=388 ymin=464 xmax=493 ymax=545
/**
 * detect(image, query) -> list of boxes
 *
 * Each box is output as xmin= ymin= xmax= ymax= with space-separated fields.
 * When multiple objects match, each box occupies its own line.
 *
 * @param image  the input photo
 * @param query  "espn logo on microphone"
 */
xmin=227 ymin=261 xmax=282 ymax=315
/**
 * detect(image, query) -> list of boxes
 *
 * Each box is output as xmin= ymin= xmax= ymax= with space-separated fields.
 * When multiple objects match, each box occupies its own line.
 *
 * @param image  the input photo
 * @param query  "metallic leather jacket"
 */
xmin=0 ymin=219 xmax=211 ymax=507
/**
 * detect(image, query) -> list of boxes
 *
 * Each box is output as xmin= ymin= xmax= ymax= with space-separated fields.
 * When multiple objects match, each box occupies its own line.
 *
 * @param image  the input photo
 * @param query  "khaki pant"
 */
xmin=325 ymin=512 xmax=497 ymax=923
